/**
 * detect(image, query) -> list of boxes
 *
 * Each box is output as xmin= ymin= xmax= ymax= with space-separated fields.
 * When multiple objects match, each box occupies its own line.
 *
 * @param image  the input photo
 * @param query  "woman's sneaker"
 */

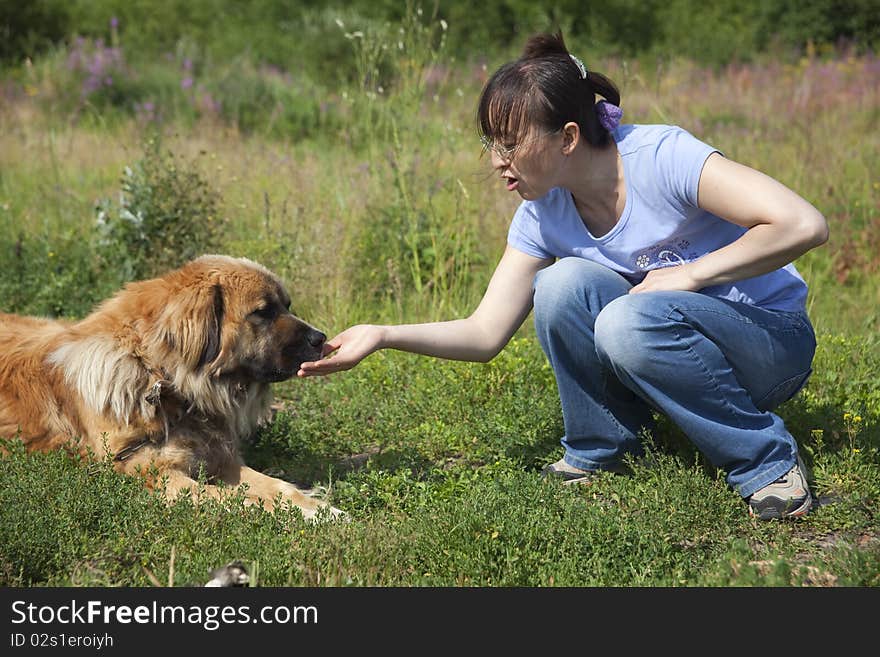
xmin=748 ymin=453 xmax=813 ymax=520
xmin=541 ymin=458 xmax=628 ymax=485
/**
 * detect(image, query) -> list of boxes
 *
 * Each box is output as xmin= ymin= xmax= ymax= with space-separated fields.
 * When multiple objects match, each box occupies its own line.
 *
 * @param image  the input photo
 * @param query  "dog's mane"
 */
xmin=48 ymin=335 xmax=269 ymax=434
xmin=46 ymin=257 xmax=276 ymax=439
xmin=47 ymin=336 xmax=154 ymax=424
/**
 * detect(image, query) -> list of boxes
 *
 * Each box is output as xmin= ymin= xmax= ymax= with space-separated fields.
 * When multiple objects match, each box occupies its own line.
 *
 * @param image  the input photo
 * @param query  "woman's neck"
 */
xmin=563 ymin=142 xmax=625 ymax=238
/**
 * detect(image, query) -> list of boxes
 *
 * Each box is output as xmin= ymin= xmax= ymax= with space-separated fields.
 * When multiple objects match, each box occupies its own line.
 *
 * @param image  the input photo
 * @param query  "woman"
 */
xmin=299 ymin=32 xmax=828 ymax=520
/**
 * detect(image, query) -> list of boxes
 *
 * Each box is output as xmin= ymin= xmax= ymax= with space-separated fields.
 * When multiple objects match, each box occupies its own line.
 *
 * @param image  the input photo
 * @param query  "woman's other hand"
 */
xmin=629 ymin=263 xmax=702 ymax=294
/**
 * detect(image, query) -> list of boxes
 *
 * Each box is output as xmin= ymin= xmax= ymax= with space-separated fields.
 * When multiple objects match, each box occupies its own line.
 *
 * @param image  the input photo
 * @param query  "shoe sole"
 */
xmin=542 ymin=469 xmax=596 ymax=485
xmin=749 ymin=490 xmax=813 ymax=520
xmin=541 ymin=461 xmax=629 ymax=486
xmin=560 ymin=475 xmax=594 ymax=486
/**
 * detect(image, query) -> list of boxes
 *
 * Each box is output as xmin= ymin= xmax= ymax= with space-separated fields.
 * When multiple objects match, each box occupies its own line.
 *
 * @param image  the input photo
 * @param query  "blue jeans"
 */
xmin=532 ymin=258 xmax=816 ymax=498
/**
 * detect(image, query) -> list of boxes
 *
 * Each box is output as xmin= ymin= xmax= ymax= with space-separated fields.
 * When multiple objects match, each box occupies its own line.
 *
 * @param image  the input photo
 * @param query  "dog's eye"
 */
xmin=250 ymin=305 xmax=278 ymax=321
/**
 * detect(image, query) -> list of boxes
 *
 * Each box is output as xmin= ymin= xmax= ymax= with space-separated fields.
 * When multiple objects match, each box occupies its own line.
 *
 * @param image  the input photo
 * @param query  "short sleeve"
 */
xmin=654 ymin=127 xmax=721 ymax=210
xmin=507 ymin=202 xmax=551 ymax=259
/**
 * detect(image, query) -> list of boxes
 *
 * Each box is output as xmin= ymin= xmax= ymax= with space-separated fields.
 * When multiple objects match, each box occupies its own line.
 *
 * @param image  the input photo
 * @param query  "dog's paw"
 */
xmin=301 ymin=503 xmax=348 ymax=524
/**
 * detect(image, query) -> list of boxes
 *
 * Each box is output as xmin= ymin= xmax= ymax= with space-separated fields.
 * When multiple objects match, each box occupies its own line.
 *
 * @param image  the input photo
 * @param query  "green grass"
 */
xmin=2 ymin=337 xmax=878 ymax=587
xmin=1 ymin=11 xmax=878 ymax=587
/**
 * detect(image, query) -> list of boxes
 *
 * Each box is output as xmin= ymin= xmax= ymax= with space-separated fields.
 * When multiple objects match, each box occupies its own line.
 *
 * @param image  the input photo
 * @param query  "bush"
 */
xmin=94 ymin=137 xmax=225 ymax=283
xmin=0 ymin=0 xmax=71 ymax=62
xmin=4 ymin=0 xmax=879 ymax=72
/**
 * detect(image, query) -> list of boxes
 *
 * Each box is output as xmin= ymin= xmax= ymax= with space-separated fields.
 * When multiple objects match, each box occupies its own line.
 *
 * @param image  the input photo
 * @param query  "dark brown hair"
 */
xmin=477 ymin=31 xmax=620 ymax=150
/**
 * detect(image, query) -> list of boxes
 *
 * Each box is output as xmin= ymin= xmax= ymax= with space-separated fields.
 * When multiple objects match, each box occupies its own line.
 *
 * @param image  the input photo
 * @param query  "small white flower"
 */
xmin=440 ymin=19 xmax=448 ymax=31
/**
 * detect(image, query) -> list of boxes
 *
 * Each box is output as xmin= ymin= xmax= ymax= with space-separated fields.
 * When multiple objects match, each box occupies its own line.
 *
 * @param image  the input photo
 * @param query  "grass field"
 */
xmin=1 ymin=17 xmax=878 ymax=587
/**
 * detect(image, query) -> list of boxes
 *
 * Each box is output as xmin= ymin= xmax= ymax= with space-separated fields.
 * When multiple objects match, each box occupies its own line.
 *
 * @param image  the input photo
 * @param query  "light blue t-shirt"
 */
xmin=507 ymin=124 xmax=808 ymax=312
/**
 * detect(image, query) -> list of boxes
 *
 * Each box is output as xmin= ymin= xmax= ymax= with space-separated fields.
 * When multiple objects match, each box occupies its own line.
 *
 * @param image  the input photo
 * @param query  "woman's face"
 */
xmin=488 ymin=125 xmax=564 ymax=201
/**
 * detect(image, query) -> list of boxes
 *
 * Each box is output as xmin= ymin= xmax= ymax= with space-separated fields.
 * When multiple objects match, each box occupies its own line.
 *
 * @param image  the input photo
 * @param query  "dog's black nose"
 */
xmin=307 ymin=329 xmax=326 ymax=348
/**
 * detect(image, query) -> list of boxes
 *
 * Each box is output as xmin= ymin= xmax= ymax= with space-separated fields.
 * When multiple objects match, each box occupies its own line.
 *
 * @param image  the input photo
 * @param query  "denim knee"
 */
xmin=594 ymin=295 xmax=660 ymax=374
xmin=533 ymin=258 xmax=628 ymax=331
xmin=534 ymin=258 xmax=590 ymax=327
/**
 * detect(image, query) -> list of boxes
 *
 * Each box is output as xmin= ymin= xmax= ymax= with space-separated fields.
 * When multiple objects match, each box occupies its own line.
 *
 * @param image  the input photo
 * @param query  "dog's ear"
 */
xmin=197 ymin=284 xmax=224 ymax=370
xmin=140 ymin=275 xmax=228 ymax=374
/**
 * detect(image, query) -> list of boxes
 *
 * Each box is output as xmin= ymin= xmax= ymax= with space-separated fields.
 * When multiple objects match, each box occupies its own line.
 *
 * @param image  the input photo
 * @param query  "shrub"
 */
xmin=93 ymin=137 xmax=225 ymax=284
xmin=0 ymin=0 xmax=71 ymax=62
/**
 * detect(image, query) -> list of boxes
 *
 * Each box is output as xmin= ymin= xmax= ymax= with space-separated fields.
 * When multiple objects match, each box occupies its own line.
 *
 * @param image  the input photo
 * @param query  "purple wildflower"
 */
xmin=135 ymin=101 xmax=159 ymax=124
xmin=197 ymin=92 xmax=221 ymax=115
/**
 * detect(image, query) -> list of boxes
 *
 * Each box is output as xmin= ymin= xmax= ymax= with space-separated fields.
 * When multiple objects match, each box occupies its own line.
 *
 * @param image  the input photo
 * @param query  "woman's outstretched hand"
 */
xmin=297 ymin=324 xmax=385 ymax=377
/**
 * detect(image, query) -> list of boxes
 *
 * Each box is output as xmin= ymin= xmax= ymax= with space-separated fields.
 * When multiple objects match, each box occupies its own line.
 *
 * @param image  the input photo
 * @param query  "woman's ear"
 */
xmin=561 ymin=122 xmax=580 ymax=155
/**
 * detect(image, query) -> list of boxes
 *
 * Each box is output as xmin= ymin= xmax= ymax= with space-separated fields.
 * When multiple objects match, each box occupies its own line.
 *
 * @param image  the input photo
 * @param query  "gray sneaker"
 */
xmin=541 ymin=458 xmax=628 ymax=485
xmin=748 ymin=453 xmax=813 ymax=520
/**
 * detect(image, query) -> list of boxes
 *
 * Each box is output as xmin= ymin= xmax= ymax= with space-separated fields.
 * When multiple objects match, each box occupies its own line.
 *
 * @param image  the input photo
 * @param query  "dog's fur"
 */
xmin=0 ymin=255 xmax=341 ymax=520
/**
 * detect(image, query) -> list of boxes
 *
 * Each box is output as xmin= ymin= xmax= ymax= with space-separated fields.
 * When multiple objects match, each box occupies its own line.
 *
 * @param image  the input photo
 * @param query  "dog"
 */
xmin=0 ymin=254 xmax=342 ymax=521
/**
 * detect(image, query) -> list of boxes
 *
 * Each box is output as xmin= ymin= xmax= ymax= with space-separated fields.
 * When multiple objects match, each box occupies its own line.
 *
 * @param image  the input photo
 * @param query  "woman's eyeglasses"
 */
xmin=479 ymin=129 xmax=562 ymax=161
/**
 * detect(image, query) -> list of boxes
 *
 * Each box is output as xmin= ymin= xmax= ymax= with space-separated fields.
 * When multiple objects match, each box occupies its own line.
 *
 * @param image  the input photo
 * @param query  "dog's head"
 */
xmin=136 ymin=255 xmax=325 ymax=384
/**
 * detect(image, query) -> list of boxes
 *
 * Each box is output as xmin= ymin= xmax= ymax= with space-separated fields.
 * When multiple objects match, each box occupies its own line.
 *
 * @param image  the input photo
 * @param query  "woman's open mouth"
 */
xmin=504 ymin=176 xmax=519 ymax=191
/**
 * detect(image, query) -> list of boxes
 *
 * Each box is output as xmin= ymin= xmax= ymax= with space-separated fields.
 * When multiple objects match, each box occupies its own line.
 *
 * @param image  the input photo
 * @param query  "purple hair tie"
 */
xmin=596 ymin=100 xmax=623 ymax=132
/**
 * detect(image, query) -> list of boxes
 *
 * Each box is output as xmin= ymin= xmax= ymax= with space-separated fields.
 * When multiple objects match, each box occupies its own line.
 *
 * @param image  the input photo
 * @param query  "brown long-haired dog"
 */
xmin=0 ymin=255 xmax=342 ymax=521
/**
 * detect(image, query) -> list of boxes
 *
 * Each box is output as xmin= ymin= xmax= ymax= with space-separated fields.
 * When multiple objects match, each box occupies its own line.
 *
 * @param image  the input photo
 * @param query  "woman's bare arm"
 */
xmin=298 ymin=245 xmax=552 ymax=376
xmin=630 ymin=153 xmax=828 ymax=294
